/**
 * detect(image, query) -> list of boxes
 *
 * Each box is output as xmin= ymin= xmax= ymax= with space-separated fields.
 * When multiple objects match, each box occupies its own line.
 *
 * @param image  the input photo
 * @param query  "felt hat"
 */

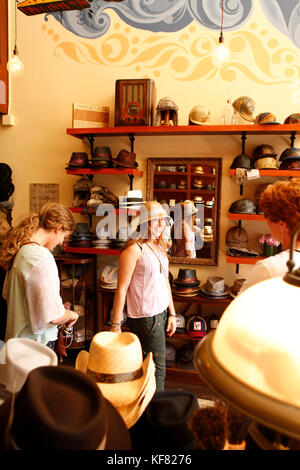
xmin=188 ymin=105 xmax=210 ymax=125
xmin=0 ymin=366 xmax=131 ymax=450
xmin=114 ymin=149 xmax=138 ymax=169
xmin=230 ymin=153 xmax=252 ymax=170
xmin=252 ymin=144 xmax=277 ymax=161
xmin=76 ymin=331 xmax=156 ymax=428
xmin=225 ymin=226 xmax=248 ymax=248
xmin=129 ymin=390 xmax=201 ymax=450
xmin=200 ymin=276 xmax=229 ymax=298
xmin=284 ymin=113 xmax=300 ymax=124
xmin=229 ymin=198 xmax=256 ymax=214
xmin=0 ymin=338 xmax=57 ymax=393
xmin=66 ymin=152 xmax=89 ymax=169
xmin=229 ymin=278 xmax=246 ymax=298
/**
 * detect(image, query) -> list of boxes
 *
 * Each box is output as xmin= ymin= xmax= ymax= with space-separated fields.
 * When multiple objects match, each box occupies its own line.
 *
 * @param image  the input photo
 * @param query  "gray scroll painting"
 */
xmin=45 ymin=0 xmax=300 ymax=48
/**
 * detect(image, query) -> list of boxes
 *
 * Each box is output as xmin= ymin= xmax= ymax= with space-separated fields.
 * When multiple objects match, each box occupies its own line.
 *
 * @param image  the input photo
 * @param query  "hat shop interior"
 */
xmin=0 ymin=0 xmax=300 ymax=452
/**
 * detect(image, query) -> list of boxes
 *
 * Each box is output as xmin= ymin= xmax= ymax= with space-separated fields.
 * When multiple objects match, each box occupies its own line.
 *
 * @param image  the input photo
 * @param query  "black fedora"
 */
xmin=129 ymin=390 xmax=201 ymax=450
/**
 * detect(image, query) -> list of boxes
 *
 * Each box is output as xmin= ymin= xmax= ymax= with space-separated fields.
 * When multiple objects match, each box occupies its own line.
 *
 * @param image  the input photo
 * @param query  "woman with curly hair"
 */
xmin=240 ymin=178 xmax=300 ymax=293
xmin=0 ymin=202 xmax=78 ymax=348
xmin=110 ymin=201 xmax=177 ymax=391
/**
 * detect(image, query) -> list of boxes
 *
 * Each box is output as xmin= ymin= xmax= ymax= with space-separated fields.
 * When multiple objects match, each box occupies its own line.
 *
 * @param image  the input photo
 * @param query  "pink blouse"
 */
xmin=126 ymin=243 xmax=170 ymax=318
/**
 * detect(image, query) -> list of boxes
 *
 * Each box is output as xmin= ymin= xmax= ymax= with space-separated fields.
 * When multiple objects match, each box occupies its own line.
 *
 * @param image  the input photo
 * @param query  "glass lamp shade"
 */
xmin=194 ymin=277 xmax=300 ymax=439
xmin=212 ymin=42 xmax=230 ymax=65
xmin=7 ymin=54 xmax=24 ymax=77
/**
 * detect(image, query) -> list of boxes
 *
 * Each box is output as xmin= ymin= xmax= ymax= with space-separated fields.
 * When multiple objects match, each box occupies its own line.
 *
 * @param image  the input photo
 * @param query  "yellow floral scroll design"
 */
xmin=48 ymin=21 xmax=300 ymax=84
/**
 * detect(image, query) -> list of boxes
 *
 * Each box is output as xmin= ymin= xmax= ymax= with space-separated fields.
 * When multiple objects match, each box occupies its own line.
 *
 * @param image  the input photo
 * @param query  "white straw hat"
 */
xmin=138 ymin=201 xmax=173 ymax=226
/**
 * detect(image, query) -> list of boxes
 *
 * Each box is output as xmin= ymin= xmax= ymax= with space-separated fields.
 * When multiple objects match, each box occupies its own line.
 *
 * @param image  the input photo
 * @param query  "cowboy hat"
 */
xmin=0 ymin=365 xmax=131 ymax=450
xmin=0 ymin=338 xmax=57 ymax=394
xmin=76 ymin=331 xmax=156 ymax=428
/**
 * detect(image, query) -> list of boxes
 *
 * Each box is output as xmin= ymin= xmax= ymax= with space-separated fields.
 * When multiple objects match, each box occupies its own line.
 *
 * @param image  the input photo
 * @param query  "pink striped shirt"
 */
xmin=126 ymin=243 xmax=170 ymax=318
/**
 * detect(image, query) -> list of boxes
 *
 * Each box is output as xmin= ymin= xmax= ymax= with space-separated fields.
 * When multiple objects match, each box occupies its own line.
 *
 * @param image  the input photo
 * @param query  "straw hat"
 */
xmin=76 ymin=331 xmax=156 ymax=428
xmin=138 ymin=201 xmax=173 ymax=227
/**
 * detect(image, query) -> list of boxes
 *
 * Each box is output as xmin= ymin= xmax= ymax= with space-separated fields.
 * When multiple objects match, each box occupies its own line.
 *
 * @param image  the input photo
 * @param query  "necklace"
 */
xmin=146 ymin=242 xmax=164 ymax=274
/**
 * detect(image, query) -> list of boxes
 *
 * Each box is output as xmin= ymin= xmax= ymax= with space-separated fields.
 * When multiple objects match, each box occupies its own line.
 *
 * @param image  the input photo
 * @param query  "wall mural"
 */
xmin=43 ymin=0 xmax=300 ymax=84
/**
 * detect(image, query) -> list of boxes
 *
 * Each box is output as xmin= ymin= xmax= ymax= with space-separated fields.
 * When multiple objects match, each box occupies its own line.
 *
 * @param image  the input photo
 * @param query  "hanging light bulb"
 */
xmin=7 ymin=1 xmax=24 ymax=77
xmin=212 ymin=0 xmax=230 ymax=65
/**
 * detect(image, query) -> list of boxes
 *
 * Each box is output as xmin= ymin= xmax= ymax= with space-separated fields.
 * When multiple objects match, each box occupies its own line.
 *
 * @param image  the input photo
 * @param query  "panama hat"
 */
xmin=138 ymin=201 xmax=173 ymax=227
xmin=0 ymin=338 xmax=57 ymax=394
xmin=76 ymin=331 xmax=156 ymax=428
xmin=0 ymin=366 xmax=131 ymax=450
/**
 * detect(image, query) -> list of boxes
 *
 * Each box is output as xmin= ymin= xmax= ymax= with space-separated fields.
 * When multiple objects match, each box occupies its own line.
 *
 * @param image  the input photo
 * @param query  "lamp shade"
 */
xmin=194 ymin=277 xmax=300 ymax=439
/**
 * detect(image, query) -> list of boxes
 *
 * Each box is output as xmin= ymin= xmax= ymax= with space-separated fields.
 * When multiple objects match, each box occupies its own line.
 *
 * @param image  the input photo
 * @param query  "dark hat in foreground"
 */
xmin=173 ymin=268 xmax=200 ymax=288
xmin=0 ymin=366 xmax=131 ymax=450
xmin=130 ymin=390 xmax=201 ymax=450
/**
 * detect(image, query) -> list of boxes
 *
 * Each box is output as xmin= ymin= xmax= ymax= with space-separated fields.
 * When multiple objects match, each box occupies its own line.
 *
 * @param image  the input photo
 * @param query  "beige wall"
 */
xmin=1 ymin=3 xmax=300 ymax=299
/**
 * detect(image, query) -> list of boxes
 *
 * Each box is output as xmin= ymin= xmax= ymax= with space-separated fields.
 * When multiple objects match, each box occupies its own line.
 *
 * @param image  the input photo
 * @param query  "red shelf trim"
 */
xmin=229 ymin=169 xmax=300 ymax=177
xmin=228 ymin=213 xmax=265 ymax=221
xmin=66 ymin=168 xmax=143 ymax=176
xmin=226 ymin=255 xmax=265 ymax=265
xmin=67 ymin=123 xmax=300 ymax=137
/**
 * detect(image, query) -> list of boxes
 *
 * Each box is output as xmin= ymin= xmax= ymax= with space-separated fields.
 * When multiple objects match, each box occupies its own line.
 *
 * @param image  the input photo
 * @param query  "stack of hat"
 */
xmin=193 ymin=166 xmax=204 ymax=174
xmin=278 ymin=147 xmax=300 ymax=170
xmin=229 ymin=278 xmax=246 ymax=298
xmin=68 ymin=223 xmax=93 ymax=247
xmin=0 ymin=163 xmax=14 ymax=203
xmin=172 ymin=269 xmax=200 ymax=297
xmin=203 ymin=224 xmax=214 ymax=243
xmin=193 ymin=195 xmax=204 ymax=206
xmin=119 ymin=190 xmax=145 ymax=210
xmin=66 ymin=152 xmax=89 ymax=169
xmin=114 ymin=149 xmax=138 ymax=169
xmin=199 ymin=276 xmax=229 ymax=299
xmin=186 ymin=315 xmax=207 ymax=338
xmin=72 ymin=176 xmax=91 ymax=208
xmin=177 ymin=179 xmax=187 ymax=189
xmin=176 ymin=165 xmax=186 ymax=172
xmin=92 ymin=226 xmax=111 ymax=248
xmin=205 ymin=198 xmax=214 ymax=208
xmin=251 ymin=145 xmax=278 ymax=170
xmin=98 ymin=263 xmax=118 ymax=290
xmin=90 ymin=146 xmax=113 ymax=169
xmin=192 ymin=178 xmax=203 ymax=189
xmin=87 ymin=185 xmax=119 ymax=208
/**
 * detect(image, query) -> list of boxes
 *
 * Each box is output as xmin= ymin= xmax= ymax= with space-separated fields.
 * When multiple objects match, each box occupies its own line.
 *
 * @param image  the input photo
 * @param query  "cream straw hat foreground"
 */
xmin=76 ymin=331 xmax=156 ymax=428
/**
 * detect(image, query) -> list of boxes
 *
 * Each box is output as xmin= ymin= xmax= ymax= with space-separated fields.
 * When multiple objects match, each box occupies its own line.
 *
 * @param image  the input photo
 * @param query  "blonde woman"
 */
xmin=240 ymin=178 xmax=300 ymax=293
xmin=0 ymin=203 xmax=78 ymax=348
xmin=110 ymin=201 xmax=177 ymax=391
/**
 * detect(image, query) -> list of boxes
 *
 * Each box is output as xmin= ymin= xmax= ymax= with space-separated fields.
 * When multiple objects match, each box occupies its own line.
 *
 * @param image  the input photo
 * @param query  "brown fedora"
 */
xmin=173 ymin=269 xmax=200 ymax=288
xmin=66 ymin=152 xmax=89 ymax=169
xmin=114 ymin=149 xmax=138 ymax=169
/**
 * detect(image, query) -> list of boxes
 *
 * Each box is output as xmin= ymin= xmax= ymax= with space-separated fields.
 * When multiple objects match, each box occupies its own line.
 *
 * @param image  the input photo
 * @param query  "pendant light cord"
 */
xmin=14 ymin=0 xmax=18 ymax=55
xmin=219 ymin=0 xmax=224 ymax=43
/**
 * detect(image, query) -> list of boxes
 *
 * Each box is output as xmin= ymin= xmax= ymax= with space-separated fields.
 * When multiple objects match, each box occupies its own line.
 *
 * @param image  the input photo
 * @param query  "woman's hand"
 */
xmin=166 ymin=315 xmax=177 ymax=337
xmin=65 ymin=310 xmax=79 ymax=327
xmin=109 ymin=324 xmax=122 ymax=333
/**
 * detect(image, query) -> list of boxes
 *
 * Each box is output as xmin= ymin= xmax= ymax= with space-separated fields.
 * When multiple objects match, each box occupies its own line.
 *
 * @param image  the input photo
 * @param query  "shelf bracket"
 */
xmin=128 ymin=174 xmax=134 ymax=190
xmin=128 ymin=133 xmax=135 ymax=152
xmin=87 ymin=135 xmax=95 ymax=156
xmin=290 ymin=131 xmax=296 ymax=147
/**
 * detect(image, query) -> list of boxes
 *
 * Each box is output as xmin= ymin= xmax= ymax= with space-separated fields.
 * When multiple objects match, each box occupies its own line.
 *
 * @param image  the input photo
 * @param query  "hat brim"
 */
xmin=76 ymin=350 xmax=156 ymax=428
xmin=258 ymin=122 xmax=281 ymax=125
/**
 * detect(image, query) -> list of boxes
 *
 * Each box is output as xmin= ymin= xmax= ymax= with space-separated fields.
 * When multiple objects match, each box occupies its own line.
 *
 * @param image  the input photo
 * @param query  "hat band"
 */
xmin=87 ymin=366 xmax=143 ymax=384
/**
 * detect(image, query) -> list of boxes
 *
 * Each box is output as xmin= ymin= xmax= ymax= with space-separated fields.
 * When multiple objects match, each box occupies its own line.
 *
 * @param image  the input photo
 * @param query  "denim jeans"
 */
xmin=126 ymin=309 xmax=168 ymax=392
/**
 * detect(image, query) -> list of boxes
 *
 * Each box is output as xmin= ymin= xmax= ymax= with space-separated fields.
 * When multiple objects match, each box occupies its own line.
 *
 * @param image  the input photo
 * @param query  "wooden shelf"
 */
xmin=67 ymin=123 xmax=300 ymax=138
xmin=166 ymin=366 xmax=205 ymax=385
xmin=64 ymin=246 xmax=121 ymax=256
xmin=229 ymin=169 xmax=300 ymax=177
xmin=228 ymin=213 xmax=265 ymax=221
xmin=226 ymin=255 xmax=265 ymax=265
xmin=66 ymin=168 xmax=143 ymax=177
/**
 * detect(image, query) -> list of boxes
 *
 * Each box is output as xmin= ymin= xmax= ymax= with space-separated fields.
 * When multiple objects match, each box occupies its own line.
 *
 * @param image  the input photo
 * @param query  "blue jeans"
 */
xmin=126 ymin=310 xmax=168 ymax=392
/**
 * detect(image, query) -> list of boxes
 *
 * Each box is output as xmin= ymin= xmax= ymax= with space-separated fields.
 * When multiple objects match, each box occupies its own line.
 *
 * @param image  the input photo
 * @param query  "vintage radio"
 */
xmin=114 ymin=79 xmax=156 ymax=126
